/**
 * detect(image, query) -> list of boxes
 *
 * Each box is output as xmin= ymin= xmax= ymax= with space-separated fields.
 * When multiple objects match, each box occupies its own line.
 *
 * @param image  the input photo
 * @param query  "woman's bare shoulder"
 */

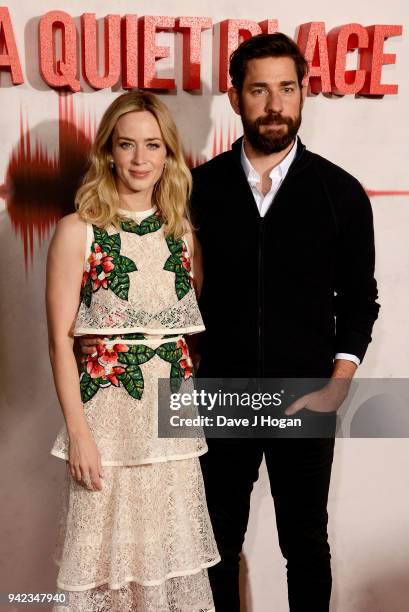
xmin=56 ymin=211 xmax=86 ymax=231
xmin=50 ymin=212 xmax=87 ymax=255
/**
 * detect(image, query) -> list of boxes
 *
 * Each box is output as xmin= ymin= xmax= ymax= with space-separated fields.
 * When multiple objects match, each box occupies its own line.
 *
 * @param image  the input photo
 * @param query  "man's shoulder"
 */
xmin=306 ymin=149 xmax=364 ymax=192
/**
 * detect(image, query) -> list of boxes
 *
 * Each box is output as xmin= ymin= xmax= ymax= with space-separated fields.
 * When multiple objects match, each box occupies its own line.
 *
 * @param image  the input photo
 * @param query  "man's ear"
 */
xmin=228 ymin=87 xmax=241 ymax=115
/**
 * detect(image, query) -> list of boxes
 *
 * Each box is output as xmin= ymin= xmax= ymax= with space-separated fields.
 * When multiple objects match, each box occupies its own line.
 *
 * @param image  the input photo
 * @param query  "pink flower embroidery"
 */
xmin=181 ymin=243 xmax=194 ymax=287
xmin=105 ymin=366 xmax=126 ymax=387
xmin=82 ymin=242 xmax=115 ymax=292
xmin=177 ymin=339 xmax=193 ymax=378
xmin=177 ymin=338 xmax=189 ymax=357
xmin=85 ymin=343 xmax=129 ymax=386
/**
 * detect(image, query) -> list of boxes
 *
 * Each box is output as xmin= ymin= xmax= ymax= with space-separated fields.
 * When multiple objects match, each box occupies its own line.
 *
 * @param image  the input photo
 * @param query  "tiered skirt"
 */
xmin=51 ymin=334 xmax=219 ymax=611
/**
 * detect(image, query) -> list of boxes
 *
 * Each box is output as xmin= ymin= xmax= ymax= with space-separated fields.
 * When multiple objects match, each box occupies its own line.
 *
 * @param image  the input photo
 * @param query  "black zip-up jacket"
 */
xmin=190 ymin=137 xmax=380 ymax=378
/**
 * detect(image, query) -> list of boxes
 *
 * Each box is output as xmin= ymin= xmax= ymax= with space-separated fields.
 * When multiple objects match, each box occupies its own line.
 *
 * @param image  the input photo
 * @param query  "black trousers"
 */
xmin=200 ymin=437 xmax=335 ymax=612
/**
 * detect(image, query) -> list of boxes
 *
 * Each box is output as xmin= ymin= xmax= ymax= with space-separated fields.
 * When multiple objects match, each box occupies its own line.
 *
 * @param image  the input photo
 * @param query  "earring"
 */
xmin=109 ymin=158 xmax=114 ymax=170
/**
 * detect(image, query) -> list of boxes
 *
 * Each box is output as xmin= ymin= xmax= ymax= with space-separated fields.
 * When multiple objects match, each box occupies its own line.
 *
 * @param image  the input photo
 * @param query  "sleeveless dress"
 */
xmin=50 ymin=206 xmax=220 ymax=611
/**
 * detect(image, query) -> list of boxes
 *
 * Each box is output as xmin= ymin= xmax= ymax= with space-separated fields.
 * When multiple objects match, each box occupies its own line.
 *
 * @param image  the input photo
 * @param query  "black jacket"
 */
xmin=191 ymin=137 xmax=380 ymax=378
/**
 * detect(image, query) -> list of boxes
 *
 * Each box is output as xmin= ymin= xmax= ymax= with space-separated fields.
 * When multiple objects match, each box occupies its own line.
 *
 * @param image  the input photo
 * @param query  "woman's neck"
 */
xmin=116 ymin=185 xmax=154 ymax=212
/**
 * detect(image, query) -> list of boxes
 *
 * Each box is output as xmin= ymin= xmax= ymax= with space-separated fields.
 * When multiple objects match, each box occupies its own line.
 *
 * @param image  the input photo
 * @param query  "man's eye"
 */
xmin=282 ymin=87 xmax=294 ymax=93
xmin=252 ymin=88 xmax=265 ymax=95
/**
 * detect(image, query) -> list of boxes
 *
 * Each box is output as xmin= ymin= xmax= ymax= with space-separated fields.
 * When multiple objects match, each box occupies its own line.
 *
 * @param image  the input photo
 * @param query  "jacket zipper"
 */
xmin=258 ymin=217 xmax=264 ymax=379
xmin=256 ymin=143 xmax=306 ymax=378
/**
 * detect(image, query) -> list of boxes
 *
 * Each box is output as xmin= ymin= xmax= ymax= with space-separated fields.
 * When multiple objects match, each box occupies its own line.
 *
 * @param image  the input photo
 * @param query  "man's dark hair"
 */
xmin=229 ymin=33 xmax=309 ymax=92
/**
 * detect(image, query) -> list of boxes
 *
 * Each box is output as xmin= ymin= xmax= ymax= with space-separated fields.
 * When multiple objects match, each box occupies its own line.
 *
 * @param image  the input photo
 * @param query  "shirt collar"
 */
xmin=241 ymin=137 xmax=298 ymax=184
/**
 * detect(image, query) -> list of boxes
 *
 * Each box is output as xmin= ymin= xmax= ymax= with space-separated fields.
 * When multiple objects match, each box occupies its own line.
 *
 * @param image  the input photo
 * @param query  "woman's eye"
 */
xmin=147 ymin=143 xmax=160 ymax=150
xmin=119 ymin=142 xmax=133 ymax=149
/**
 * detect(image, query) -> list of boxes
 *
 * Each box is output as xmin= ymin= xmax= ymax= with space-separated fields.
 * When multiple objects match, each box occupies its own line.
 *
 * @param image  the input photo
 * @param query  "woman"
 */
xmin=47 ymin=91 xmax=219 ymax=611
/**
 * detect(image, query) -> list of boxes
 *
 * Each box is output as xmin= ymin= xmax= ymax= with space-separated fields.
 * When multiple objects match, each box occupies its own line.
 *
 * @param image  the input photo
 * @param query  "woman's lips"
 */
xmin=129 ymin=169 xmax=151 ymax=178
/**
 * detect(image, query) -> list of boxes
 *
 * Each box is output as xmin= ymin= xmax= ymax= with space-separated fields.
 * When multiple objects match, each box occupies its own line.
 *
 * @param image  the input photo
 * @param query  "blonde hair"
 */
xmin=76 ymin=91 xmax=192 ymax=238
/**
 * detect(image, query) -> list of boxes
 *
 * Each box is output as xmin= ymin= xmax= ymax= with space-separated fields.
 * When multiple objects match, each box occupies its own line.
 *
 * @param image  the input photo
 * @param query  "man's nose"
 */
xmin=265 ymin=91 xmax=283 ymax=114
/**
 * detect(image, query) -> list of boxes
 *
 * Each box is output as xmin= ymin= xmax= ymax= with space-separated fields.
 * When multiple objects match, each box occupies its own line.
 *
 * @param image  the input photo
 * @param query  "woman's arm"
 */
xmin=46 ymin=213 xmax=103 ymax=491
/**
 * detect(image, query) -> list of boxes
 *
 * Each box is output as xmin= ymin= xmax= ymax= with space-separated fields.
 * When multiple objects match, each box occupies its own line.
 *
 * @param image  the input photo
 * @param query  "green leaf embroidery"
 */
xmin=164 ymin=235 xmax=192 ymax=301
xmin=80 ymin=372 xmax=100 ymax=403
xmin=164 ymin=254 xmax=185 ymax=274
xmin=117 ymin=365 xmax=144 ymax=400
xmin=93 ymin=226 xmax=108 ymax=245
xmin=166 ymin=235 xmax=183 ymax=255
xmin=120 ymin=220 xmax=139 ymax=234
xmin=102 ymin=233 xmax=121 ymax=257
xmin=82 ymin=227 xmax=137 ymax=307
xmin=81 ymin=277 xmax=92 ymax=308
xmin=138 ymin=214 xmax=163 ymax=235
xmin=155 ymin=342 xmax=182 ymax=363
xmin=117 ymin=345 xmax=155 ymax=366
xmin=121 ymin=212 xmax=163 ymax=236
xmin=175 ymin=274 xmax=191 ymax=301
xmin=109 ymin=272 xmax=130 ymax=300
xmin=170 ymin=362 xmax=184 ymax=393
xmin=117 ymin=255 xmax=137 ymax=274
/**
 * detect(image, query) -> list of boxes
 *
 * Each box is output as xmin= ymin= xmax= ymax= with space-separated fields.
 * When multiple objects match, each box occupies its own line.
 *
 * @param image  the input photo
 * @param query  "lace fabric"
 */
xmin=54 ymin=579 xmax=215 ymax=612
xmin=74 ymin=221 xmax=204 ymax=336
xmin=51 ymin=214 xmax=219 ymax=609
xmin=51 ymin=342 xmax=206 ymax=466
xmin=52 ymin=462 xmax=219 ymax=611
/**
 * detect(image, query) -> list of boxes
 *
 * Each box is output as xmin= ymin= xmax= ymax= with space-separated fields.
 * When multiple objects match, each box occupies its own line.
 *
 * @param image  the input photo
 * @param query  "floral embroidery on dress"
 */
xmin=120 ymin=210 xmax=163 ymax=236
xmin=81 ymin=226 xmax=138 ymax=307
xmin=80 ymin=342 xmax=155 ymax=402
xmin=80 ymin=338 xmax=193 ymax=402
xmin=156 ymin=338 xmax=194 ymax=393
xmin=164 ymin=235 xmax=194 ymax=301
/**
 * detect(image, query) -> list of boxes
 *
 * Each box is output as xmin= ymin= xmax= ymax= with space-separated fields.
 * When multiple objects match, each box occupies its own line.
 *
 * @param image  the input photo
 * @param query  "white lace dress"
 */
xmin=50 ymin=207 xmax=219 ymax=611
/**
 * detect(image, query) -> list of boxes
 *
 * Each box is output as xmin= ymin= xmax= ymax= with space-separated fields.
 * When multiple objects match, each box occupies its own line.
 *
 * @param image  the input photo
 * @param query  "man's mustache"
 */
xmin=256 ymin=114 xmax=291 ymax=126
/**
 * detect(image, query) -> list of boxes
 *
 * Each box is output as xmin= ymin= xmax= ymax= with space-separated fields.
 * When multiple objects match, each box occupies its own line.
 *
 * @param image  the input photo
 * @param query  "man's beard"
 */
xmin=240 ymin=100 xmax=302 ymax=154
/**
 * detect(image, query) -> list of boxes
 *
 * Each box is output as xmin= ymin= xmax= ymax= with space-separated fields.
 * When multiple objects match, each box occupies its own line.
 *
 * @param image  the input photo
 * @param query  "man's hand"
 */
xmin=284 ymin=381 xmax=349 ymax=415
xmin=284 ymin=359 xmax=357 ymax=416
xmin=77 ymin=335 xmax=103 ymax=357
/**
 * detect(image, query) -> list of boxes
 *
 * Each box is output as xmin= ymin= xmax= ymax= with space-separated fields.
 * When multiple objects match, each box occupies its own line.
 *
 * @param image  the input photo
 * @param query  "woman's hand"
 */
xmin=68 ymin=428 xmax=104 ymax=491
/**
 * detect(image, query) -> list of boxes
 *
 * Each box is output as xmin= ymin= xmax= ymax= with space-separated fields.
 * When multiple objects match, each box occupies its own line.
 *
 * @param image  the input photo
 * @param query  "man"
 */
xmin=80 ymin=33 xmax=379 ymax=611
xmin=189 ymin=33 xmax=379 ymax=611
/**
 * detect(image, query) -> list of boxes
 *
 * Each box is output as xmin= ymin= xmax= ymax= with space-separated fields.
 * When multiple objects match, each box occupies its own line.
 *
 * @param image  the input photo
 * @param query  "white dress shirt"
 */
xmin=240 ymin=138 xmax=360 ymax=367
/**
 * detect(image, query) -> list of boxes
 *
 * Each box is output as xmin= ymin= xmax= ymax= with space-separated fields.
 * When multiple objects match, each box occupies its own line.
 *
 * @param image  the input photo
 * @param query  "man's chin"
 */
xmin=254 ymin=136 xmax=293 ymax=154
xmin=260 ymin=125 xmax=287 ymax=138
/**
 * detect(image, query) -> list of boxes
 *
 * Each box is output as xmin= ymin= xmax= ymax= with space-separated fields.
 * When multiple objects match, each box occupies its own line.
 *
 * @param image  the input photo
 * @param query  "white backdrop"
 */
xmin=0 ymin=0 xmax=408 ymax=610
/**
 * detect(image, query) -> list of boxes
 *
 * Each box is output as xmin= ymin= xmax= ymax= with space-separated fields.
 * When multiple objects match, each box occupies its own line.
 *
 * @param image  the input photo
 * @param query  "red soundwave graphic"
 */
xmin=212 ymin=120 xmax=238 ymax=158
xmin=1 ymin=93 xmax=94 ymax=270
xmin=366 ymin=189 xmax=409 ymax=197
xmin=0 ymin=100 xmax=407 ymax=271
